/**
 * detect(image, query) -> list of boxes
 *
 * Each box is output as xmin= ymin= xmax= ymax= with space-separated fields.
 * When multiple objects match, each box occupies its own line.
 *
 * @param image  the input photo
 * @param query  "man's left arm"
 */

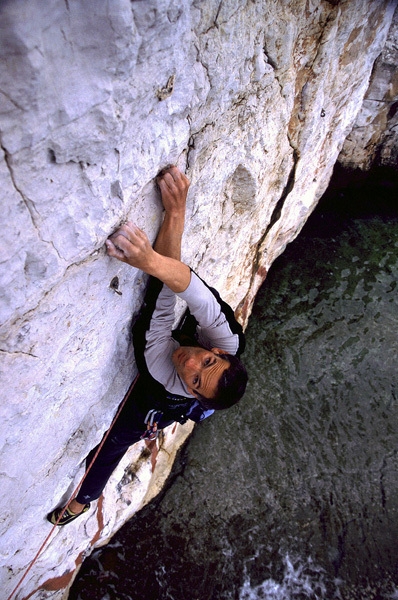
xmin=154 ymin=166 xmax=189 ymax=261
xmin=177 ymin=271 xmax=244 ymax=357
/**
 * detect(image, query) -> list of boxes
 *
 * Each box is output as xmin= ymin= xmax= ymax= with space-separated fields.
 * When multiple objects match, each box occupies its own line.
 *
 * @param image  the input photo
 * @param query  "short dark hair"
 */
xmin=196 ymin=353 xmax=248 ymax=411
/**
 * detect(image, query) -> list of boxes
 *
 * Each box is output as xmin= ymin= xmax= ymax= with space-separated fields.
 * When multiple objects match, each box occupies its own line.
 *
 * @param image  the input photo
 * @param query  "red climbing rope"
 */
xmin=6 ymin=374 xmax=139 ymax=600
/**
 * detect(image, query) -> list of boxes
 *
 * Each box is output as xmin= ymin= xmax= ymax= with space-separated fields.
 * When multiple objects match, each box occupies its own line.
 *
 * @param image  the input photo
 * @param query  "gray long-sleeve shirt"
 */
xmin=144 ymin=271 xmax=241 ymax=419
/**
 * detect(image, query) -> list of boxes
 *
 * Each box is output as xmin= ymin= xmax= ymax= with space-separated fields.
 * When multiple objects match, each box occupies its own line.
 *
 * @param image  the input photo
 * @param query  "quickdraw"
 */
xmin=140 ymin=408 xmax=163 ymax=440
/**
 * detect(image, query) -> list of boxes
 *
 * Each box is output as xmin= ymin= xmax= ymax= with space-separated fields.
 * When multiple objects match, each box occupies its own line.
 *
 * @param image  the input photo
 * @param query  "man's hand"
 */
xmin=157 ymin=165 xmax=189 ymax=218
xmin=106 ymin=221 xmax=191 ymax=293
xmin=106 ymin=222 xmax=156 ymax=272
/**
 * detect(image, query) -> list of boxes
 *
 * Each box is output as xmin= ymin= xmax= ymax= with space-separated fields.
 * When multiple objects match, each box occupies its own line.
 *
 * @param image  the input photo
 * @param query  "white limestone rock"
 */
xmin=339 ymin=3 xmax=398 ymax=169
xmin=0 ymin=1 xmax=396 ymax=598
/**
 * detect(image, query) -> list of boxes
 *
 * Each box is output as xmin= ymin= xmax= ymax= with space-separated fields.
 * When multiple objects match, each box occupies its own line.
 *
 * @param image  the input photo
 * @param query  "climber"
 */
xmin=47 ymin=165 xmax=247 ymax=526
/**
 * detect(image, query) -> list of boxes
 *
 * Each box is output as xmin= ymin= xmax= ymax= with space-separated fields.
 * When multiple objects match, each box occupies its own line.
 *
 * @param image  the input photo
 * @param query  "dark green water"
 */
xmin=70 ymin=168 xmax=398 ymax=600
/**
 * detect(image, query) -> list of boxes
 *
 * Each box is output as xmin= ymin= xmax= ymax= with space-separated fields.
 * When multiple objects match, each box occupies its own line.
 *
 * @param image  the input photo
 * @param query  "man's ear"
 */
xmin=211 ymin=348 xmax=230 ymax=355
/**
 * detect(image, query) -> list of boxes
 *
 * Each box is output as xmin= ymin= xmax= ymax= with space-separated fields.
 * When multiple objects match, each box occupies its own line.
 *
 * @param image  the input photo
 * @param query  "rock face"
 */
xmin=0 ymin=1 xmax=396 ymax=598
xmin=339 ymin=2 xmax=398 ymax=169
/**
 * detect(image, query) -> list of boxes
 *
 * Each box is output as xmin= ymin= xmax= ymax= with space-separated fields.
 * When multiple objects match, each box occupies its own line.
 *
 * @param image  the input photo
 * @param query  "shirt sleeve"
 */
xmin=143 ymin=283 xmax=190 ymax=396
xmin=177 ymin=271 xmax=241 ymax=355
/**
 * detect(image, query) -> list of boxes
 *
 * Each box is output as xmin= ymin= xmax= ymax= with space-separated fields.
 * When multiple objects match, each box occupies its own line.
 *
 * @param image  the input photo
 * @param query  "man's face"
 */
xmin=172 ymin=346 xmax=230 ymax=399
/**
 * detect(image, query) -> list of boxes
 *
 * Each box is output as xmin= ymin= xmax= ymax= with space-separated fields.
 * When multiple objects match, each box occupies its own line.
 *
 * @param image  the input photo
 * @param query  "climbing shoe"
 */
xmin=47 ymin=503 xmax=90 ymax=526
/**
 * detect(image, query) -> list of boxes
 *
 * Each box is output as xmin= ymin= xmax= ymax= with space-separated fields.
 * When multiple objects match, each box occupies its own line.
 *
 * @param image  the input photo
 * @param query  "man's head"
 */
xmin=172 ymin=346 xmax=248 ymax=410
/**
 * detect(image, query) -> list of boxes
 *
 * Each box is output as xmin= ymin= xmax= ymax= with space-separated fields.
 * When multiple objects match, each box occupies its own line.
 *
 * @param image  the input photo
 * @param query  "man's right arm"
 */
xmin=106 ymin=222 xmax=191 ymax=293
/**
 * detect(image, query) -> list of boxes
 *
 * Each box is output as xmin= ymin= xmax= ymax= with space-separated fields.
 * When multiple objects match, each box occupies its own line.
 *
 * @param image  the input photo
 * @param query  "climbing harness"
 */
xmin=6 ymin=374 xmax=139 ymax=600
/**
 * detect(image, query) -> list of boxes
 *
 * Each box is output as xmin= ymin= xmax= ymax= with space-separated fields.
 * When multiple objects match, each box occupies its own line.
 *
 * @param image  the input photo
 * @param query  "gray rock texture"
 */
xmin=340 ymin=3 xmax=398 ymax=169
xmin=0 ymin=1 xmax=396 ymax=598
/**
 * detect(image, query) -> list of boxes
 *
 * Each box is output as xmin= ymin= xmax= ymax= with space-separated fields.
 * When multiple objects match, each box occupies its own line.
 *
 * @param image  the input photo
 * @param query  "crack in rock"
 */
xmin=0 ymin=349 xmax=39 ymax=359
xmin=0 ymin=140 xmax=41 ymax=231
xmin=0 ymin=248 xmax=102 ymax=336
xmin=263 ymin=148 xmax=299 ymax=239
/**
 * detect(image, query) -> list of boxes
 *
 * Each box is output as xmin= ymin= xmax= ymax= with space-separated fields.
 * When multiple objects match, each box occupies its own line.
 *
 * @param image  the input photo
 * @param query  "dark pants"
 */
xmin=75 ymin=378 xmax=173 ymax=504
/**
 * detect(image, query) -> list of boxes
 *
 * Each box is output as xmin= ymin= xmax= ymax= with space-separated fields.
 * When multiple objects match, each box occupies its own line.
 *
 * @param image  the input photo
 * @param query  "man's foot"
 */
xmin=47 ymin=503 xmax=90 ymax=526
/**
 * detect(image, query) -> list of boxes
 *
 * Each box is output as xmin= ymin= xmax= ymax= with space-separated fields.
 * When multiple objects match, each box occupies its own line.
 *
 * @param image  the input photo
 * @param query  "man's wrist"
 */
xmin=161 ymin=212 xmax=185 ymax=237
xmin=163 ymin=210 xmax=185 ymax=223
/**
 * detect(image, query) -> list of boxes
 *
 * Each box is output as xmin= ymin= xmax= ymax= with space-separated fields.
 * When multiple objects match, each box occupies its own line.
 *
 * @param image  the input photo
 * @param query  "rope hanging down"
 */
xmin=7 ymin=374 xmax=139 ymax=600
